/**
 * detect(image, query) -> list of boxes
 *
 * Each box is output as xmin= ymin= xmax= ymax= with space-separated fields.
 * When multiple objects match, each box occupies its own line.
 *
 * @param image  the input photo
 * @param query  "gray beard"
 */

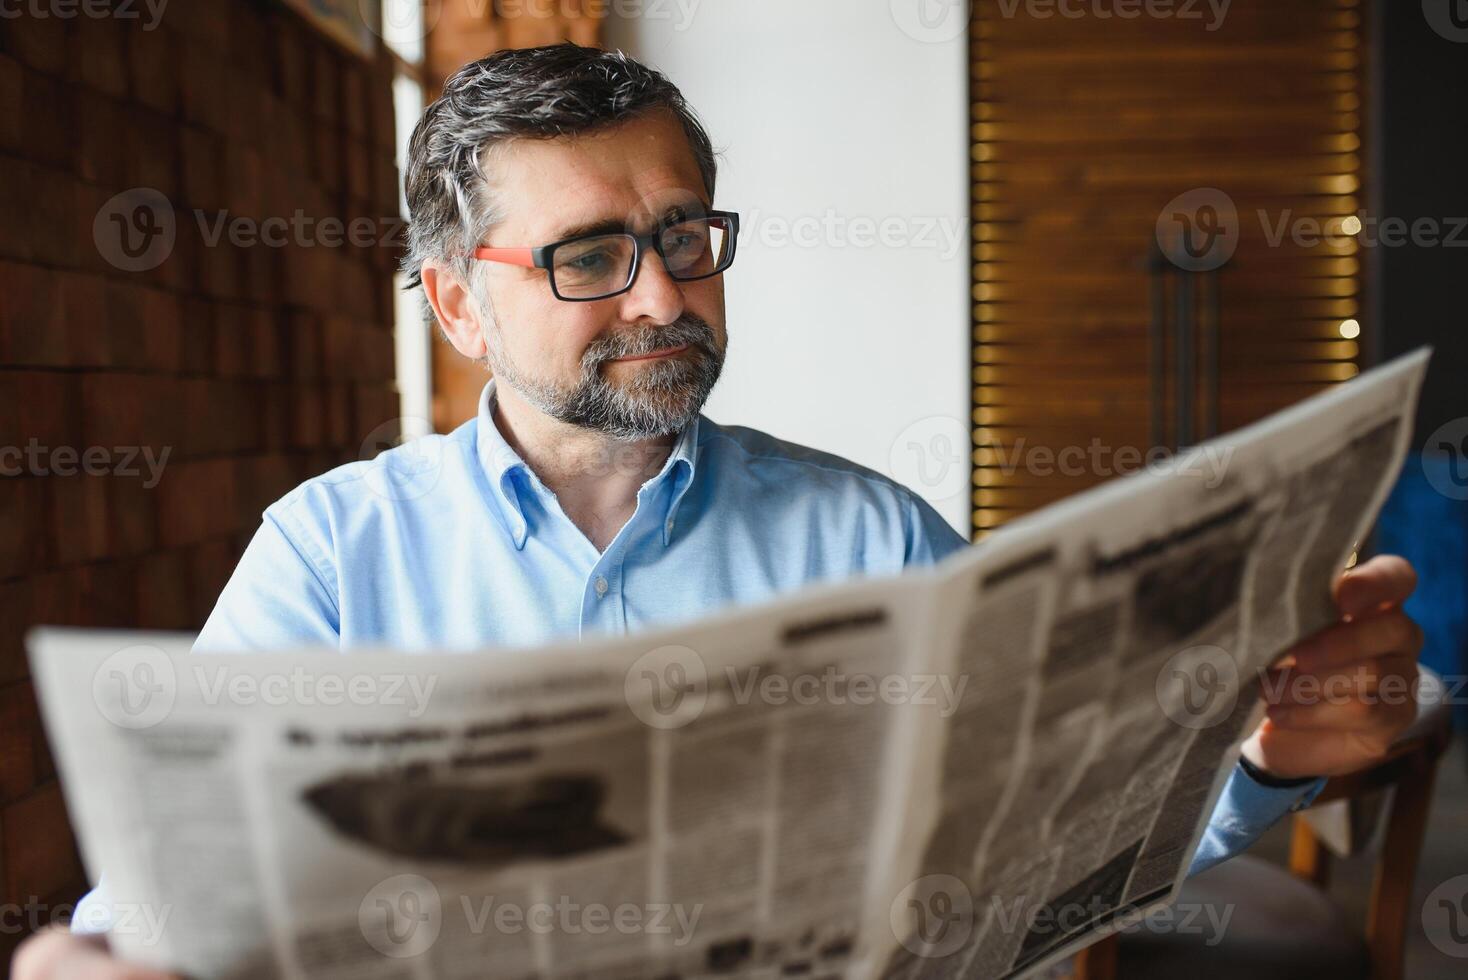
xmin=488 ymin=313 xmax=725 ymax=441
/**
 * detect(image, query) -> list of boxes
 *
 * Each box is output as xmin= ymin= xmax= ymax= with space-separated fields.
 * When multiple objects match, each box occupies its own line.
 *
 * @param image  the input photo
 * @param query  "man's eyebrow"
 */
xmin=546 ymin=204 xmax=706 ymax=243
xmin=548 ymin=216 xmax=629 ymax=241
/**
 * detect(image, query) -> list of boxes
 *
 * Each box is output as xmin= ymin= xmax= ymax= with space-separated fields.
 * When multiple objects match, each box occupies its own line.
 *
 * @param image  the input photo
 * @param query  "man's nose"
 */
xmin=617 ymin=249 xmax=686 ymax=325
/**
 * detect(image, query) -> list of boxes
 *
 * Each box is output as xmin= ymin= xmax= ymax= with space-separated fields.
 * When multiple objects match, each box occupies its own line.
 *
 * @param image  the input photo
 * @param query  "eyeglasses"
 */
xmin=473 ymin=210 xmax=739 ymax=302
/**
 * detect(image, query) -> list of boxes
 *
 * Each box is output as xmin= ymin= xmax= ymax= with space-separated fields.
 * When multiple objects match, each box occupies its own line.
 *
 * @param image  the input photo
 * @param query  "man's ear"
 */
xmin=421 ymin=261 xmax=490 ymax=360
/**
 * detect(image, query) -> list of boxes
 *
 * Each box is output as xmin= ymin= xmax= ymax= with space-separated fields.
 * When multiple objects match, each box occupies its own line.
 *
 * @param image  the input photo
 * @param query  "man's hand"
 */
xmin=1242 ymin=555 xmax=1424 ymax=780
xmin=12 ymin=925 xmax=180 ymax=980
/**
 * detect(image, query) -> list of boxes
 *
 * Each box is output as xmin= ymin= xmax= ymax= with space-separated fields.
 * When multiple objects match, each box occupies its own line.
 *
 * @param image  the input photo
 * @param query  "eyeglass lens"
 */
xmin=551 ymin=217 xmax=732 ymax=299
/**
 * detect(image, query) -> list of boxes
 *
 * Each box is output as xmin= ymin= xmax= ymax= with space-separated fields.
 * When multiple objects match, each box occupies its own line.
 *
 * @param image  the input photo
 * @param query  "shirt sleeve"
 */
xmin=194 ymin=508 xmax=341 ymax=652
xmin=902 ymin=492 xmax=970 ymax=567
xmin=1188 ymin=763 xmax=1327 ymax=876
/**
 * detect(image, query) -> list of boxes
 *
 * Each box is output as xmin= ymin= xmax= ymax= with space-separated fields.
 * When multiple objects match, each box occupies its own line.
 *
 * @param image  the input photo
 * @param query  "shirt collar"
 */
xmin=474 ymin=379 xmax=701 ymax=550
xmin=662 ymin=409 xmax=700 ymax=545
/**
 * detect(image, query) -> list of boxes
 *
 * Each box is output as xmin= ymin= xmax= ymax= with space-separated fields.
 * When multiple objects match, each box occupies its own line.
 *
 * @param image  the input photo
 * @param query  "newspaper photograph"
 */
xmin=29 ymin=349 xmax=1430 ymax=980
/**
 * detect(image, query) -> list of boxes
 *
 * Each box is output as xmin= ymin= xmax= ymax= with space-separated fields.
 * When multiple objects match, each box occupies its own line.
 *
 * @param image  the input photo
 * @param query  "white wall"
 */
xmin=606 ymin=0 xmax=972 ymax=536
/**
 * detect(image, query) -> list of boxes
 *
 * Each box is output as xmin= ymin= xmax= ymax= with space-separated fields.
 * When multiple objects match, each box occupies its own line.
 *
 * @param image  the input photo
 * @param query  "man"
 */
xmin=17 ymin=43 xmax=1423 ymax=979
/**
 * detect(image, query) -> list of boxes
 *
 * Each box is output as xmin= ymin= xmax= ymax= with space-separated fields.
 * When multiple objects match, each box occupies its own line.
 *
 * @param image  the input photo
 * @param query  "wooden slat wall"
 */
xmin=970 ymin=0 xmax=1366 ymax=535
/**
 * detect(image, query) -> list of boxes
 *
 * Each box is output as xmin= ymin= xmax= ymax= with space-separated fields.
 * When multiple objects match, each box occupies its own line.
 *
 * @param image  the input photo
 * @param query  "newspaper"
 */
xmin=29 ymin=349 xmax=1429 ymax=980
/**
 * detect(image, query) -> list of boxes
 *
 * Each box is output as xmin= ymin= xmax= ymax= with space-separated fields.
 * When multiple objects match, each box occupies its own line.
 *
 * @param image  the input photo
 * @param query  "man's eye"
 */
xmin=564 ymin=251 xmax=611 ymax=272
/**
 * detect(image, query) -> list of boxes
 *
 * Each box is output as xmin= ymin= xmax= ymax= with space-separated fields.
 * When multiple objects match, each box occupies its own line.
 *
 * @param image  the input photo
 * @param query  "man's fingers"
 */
xmin=1268 ymin=692 xmax=1415 ymax=730
xmin=1249 ymin=555 xmax=1425 ymax=781
xmin=1263 ymin=654 xmax=1419 ymax=708
xmin=1265 ymin=693 xmax=1417 ymax=740
xmin=1288 ymin=609 xmax=1423 ymax=674
xmin=1334 ymin=554 xmax=1417 ymax=620
xmin=1262 ymin=654 xmax=1419 ymax=738
xmin=1246 ymin=719 xmax=1406 ymax=778
xmin=12 ymin=925 xmax=179 ymax=980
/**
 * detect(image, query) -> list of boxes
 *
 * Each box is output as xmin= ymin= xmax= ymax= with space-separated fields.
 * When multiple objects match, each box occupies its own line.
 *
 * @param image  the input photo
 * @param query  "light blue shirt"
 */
xmin=76 ymin=380 xmax=1317 ymax=933
xmin=194 ymin=380 xmax=958 ymax=653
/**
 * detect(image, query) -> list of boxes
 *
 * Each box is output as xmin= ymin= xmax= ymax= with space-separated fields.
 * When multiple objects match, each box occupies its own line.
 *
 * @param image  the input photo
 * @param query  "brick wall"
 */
xmin=0 ymin=0 xmax=400 ymax=959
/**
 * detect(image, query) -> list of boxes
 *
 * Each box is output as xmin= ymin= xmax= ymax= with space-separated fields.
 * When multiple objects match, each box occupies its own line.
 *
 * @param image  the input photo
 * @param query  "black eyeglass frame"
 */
xmin=473 ymin=210 xmax=740 ymax=302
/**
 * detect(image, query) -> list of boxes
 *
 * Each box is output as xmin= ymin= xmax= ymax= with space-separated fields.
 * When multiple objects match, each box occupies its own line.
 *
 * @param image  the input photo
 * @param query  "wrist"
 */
xmin=1238 ymin=754 xmax=1319 ymax=789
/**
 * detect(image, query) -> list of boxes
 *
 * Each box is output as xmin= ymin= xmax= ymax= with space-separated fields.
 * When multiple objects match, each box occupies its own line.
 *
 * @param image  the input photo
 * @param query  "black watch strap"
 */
xmin=1238 ymin=755 xmax=1319 ymax=789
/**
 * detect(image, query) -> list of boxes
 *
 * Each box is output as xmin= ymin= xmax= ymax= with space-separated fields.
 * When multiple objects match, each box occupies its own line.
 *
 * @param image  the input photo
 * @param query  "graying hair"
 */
xmin=402 ymin=43 xmax=719 ymax=304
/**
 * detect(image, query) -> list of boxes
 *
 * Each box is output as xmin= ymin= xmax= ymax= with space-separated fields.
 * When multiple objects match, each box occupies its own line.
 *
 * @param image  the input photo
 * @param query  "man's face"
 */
xmin=471 ymin=110 xmax=728 ymax=440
